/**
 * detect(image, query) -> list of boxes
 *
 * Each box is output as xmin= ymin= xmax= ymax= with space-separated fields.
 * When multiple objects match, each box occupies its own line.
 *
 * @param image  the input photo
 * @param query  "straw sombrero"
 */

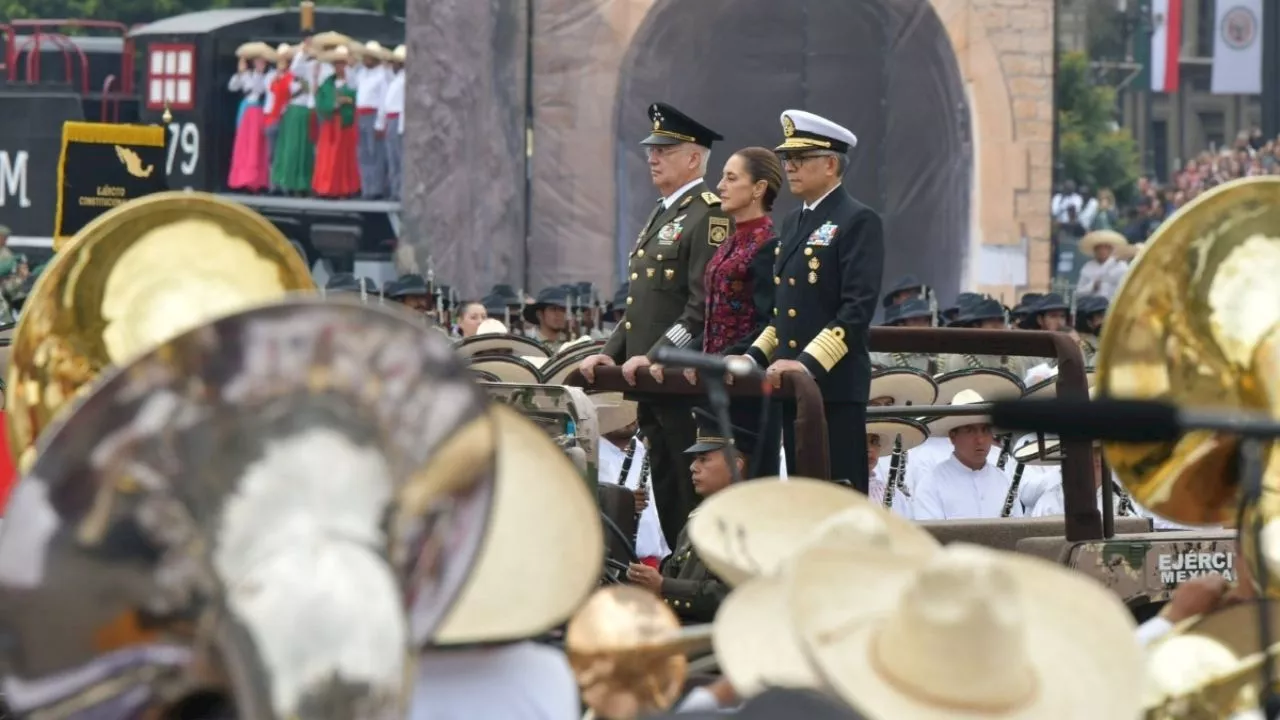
xmin=925 ymin=389 xmax=993 ymax=437
xmin=235 ymin=41 xmax=278 ymax=63
xmin=687 ymin=478 xmax=939 ymax=588
xmin=1080 ymin=229 xmax=1136 ymax=259
xmin=311 ymin=31 xmax=353 ymax=50
xmin=1022 ymin=366 xmax=1096 ymax=401
xmin=393 ymin=44 xmax=407 ymax=62
xmin=455 ymin=331 xmax=549 ymax=360
xmin=1144 ymin=599 xmax=1266 ymax=707
xmin=865 ymin=418 xmax=928 ymax=452
xmin=538 ymin=348 xmax=599 ymax=385
xmin=712 ymin=504 xmax=939 ymax=697
xmin=933 ymin=367 xmax=1024 ymax=405
xmin=869 ymin=367 xmax=937 ymax=407
xmin=592 ymin=392 xmax=637 ymax=435
xmin=313 ymin=43 xmax=355 ymax=64
xmin=362 ymin=40 xmax=393 ymax=62
xmin=427 ymin=405 xmax=602 ymax=644
xmin=790 ymin=543 xmax=1143 ymax=720
xmin=467 ymin=355 xmax=541 ymax=384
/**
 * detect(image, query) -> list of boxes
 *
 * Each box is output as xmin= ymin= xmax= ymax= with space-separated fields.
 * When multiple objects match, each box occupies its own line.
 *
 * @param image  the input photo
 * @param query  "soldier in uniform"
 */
xmin=1073 ymin=294 xmax=1107 ymax=365
xmin=870 ymin=297 xmax=938 ymax=373
xmin=624 ymin=408 xmax=748 ymax=624
xmin=523 ymin=286 xmax=572 ymax=353
xmin=1010 ymin=292 xmax=1043 ymax=328
xmin=743 ymin=110 xmax=884 ymax=493
xmin=881 ymin=273 xmax=926 ymax=309
xmin=934 ymin=297 xmax=1031 ymax=377
xmin=941 ymin=291 xmax=983 ymax=326
xmin=383 ymin=273 xmax=432 ymax=314
xmin=580 ymin=102 xmax=729 ymax=546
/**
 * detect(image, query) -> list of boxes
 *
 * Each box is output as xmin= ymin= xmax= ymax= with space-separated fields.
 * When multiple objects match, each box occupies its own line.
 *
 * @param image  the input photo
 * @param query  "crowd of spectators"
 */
xmin=1051 ymin=126 xmax=1278 ymax=247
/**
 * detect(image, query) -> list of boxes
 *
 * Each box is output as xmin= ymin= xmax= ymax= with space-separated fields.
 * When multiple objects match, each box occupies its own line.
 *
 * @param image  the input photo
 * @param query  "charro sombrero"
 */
xmin=0 ymin=299 xmax=494 ymax=716
xmin=926 ymin=389 xmax=993 ymax=437
xmin=869 ymin=367 xmax=937 ymax=407
xmin=539 ymin=345 xmax=602 ymax=385
xmin=687 ymin=478 xmax=939 ymax=588
xmin=592 ymin=392 xmax=637 ymax=435
xmin=425 ymin=404 xmax=602 ymax=645
xmin=712 ymin=504 xmax=939 ymax=698
xmin=467 ymin=355 xmax=541 ymax=384
xmin=866 ymin=418 xmax=928 ymax=452
xmin=1022 ymin=367 xmax=1096 ymax=400
xmin=1080 ymin=229 xmax=1135 ymax=259
xmin=454 ymin=330 xmax=549 ymax=360
xmin=933 ymin=367 xmax=1024 ymax=405
xmin=790 ymin=543 xmax=1143 ymax=720
xmin=1012 ymin=434 xmax=1065 ymax=466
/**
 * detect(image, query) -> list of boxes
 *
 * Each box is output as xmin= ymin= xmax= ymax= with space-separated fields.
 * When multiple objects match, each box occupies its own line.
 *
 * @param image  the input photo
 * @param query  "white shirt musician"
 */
xmin=868 ymin=467 xmax=913 ymax=520
xmin=913 ymin=421 xmax=1024 ymax=520
xmin=599 ymin=438 xmax=670 ymax=564
xmin=378 ymin=67 xmax=406 ymax=136
xmin=411 ymin=641 xmax=580 ymax=720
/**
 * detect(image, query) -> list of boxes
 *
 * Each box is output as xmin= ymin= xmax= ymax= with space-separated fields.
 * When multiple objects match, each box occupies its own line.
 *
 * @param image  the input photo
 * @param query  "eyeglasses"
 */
xmin=779 ymin=151 xmax=836 ymax=168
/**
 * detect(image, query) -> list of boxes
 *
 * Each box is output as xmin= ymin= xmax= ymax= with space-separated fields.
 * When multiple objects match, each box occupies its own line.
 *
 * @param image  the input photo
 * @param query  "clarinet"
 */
xmin=1112 ymin=480 xmax=1134 ymax=517
xmin=996 ymin=434 xmax=1014 ymax=472
xmin=632 ymin=447 xmax=652 ymax=549
xmin=615 ymin=433 xmax=639 ymax=486
xmin=883 ymin=435 xmax=905 ymax=509
xmin=1000 ymin=462 xmax=1027 ymax=518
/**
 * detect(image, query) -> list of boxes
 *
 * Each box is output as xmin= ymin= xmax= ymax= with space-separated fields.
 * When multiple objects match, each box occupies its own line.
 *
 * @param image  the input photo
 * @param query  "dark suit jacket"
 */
xmin=745 ymin=188 xmax=885 ymax=403
xmin=602 ymin=182 xmax=730 ymax=362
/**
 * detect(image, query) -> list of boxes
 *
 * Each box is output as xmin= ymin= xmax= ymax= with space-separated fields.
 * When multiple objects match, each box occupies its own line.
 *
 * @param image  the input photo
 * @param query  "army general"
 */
xmin=743 ymin=110 xmax=885 ymax=493
xmin=580 ymin=102 xmax=730 ymax=547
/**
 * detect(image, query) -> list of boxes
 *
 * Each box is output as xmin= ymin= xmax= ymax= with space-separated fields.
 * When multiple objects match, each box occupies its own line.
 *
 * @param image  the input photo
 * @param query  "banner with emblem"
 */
xmin=1210 ymin=0 xmax=1262 ymax=95
xmin=53 ymin=121 xmax=169 ymax=250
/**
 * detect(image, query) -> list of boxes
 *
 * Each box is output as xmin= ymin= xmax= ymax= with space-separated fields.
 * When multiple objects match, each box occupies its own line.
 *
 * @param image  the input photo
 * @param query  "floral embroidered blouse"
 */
xmin=702 ymin=215 xmax=777 ymax=355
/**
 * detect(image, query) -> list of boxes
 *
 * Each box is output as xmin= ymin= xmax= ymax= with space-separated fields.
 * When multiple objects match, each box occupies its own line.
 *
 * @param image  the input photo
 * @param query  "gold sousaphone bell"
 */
xmin=1096 ymin=176 xmax=1280 ymax=716
xmin=7 ymin=191 xmax=315 ymax=470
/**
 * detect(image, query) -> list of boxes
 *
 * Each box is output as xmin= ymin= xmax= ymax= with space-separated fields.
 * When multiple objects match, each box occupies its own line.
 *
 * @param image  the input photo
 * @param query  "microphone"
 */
xmin=652 ymin=347 xmax=761 ymax=378
xmin=990 ymin=398 xmax=1181 ymax=443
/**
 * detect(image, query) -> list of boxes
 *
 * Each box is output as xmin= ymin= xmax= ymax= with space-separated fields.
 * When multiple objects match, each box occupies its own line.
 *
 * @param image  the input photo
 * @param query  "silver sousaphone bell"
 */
xmin=0 ymin=298 xmax=498 ymax=719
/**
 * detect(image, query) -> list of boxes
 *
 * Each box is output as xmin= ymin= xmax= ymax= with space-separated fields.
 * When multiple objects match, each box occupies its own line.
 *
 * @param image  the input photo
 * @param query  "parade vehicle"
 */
xmin=0 ymin=6 xmax=404 ymax=280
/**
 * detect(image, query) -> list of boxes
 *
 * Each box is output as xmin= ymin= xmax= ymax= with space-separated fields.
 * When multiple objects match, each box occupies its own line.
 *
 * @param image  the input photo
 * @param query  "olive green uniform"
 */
xmin=659 ymin=520 xmax=728 ymax=624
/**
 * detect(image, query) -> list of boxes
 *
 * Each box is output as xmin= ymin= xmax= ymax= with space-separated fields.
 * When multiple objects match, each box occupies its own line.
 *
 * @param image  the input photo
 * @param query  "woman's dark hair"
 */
xmin=734 ymin=147 xmax=784 ymax=212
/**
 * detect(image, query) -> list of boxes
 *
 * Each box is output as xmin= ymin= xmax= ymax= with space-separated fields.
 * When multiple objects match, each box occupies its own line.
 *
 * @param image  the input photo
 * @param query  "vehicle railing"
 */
xmin=867 ymin=326 xmax=1101 ymax=541
xmin=3 ymin=19 xmax=135 ymax=96
xmin=565 ymin=367 xmax=831 ymax=480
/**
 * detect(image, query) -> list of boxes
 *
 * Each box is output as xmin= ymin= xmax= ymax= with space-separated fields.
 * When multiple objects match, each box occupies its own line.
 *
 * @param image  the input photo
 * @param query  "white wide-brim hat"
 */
xmin=934 ymin=367 xmax=1024 ymax=405
xmin=427 ymin=405 xmax=602 ymax=645
xmin=1023 ymin=367 xmax=1096 ymax=400
xmin=593 ymin=392 xmax=637 ymax=435
xmin=1012 ymin=433 xmax=1065 ymax=466
xmin=865 ymin=418 xmax=928 ymax=452
xmin=791 ymin=543 xmax=1143 ymax=720
xmin=467 ymin=355 xmax=541 ymax=384
xmin=712 ymin=505 xmax=940 ymax=697
xmin=455 ymin=331 xmax=549 ymax=360
xmin=1080 ymin=229 xmax=1133 ymax=257
xmin=869 ymin=367 xmax=938 ymax=407
xmin=539 ymin=343 xmax=604 ymax=386
xmin=688 ymin=478 xmax=939 ymax=588
xmin=926 ymin=388 xmax=994 ymax=437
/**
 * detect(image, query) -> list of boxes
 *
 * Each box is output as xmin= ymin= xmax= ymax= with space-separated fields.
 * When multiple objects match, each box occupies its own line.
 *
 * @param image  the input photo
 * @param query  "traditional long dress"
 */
xmin=264 ymin=68 xmax=292 ymax=190
xmin=312 ymin=70 xmax=361 ymax=198
xmin=226 ymin=69 xmax=270 ymax=191
xmin=270 ymin=59 xmax=314 ymax=193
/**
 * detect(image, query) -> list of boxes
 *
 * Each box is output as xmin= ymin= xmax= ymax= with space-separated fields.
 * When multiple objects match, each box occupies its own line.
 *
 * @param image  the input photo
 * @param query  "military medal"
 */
xmin=808 ymin=271 xmax=818 ymax=284
xmin=807 ymin=222 xmax=838 ymax=247
xmin=664 ymin=268 xmax=675 ymax=280
xmin=647 ymin=268 xmax=656 ymax=278
xmin=808 ymin=257 xmax=820 ymax=270
xmin=658 ymin=217 xmax=684 ymax=245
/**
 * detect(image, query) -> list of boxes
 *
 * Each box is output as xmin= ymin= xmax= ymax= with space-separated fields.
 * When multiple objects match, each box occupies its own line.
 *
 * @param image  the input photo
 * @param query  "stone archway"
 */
xmin=615 ymin=0 xmax=973 ymax=306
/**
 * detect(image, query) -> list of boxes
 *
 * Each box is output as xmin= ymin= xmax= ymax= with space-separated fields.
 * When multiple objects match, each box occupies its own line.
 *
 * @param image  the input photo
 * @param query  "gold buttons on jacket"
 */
xmin=656 ymin=254 xmax=664 ymax=261
xmin=627 ymin=296 xmax=633 ymax=305
xmin=637 ymin=249 xmax=645 ymax=257
xmin=774 ymin=246 xmax=780 ymax=255
xmin=773 ymin=308 xmax=778 ymax=316
xmin=788 ymin=340 xmax=797 ymax=348
xmin=631 ymin=272 xmax=638 ymax=280
xmin=774 ymin=276 xmax=781 ymax=285
xmin=788 ymin=278 xmax=796 ymax=286
xmin=788 ymin=309 xmax=797 ymax=317
xmin=625 ymin=321 xmax=632 ymax=330
xmin=804 ymin=247 xmax=813 ymax=256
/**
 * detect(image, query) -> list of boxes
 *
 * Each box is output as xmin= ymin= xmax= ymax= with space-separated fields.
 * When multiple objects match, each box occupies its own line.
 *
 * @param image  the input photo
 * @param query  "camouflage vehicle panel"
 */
xmin=1066 ymin=531 xmax=1238 ymax=611
xmin=479 ymin=382 xmax=599 ymax=485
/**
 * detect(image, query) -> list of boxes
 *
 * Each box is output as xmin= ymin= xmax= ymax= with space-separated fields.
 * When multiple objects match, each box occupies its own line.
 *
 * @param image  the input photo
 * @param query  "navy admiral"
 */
xmin=580 ymin=102 xmax=730 ymax=547
xmin=742 ymin=110 xmax=885 ymax=493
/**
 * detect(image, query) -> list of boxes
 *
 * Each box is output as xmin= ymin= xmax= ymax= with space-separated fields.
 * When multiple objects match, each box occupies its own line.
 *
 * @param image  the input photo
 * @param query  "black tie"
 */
xmin=644 ymin=198 xmax=665 ymax=233
xmin=798 ymin=208 xmax=811 ymax=227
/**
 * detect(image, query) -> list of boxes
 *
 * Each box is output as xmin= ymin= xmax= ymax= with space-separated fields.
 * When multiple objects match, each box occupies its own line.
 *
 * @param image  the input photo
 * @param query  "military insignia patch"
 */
xmin=679 ymin=195 xmax=693 ymax=209
xmin=808 ymin=271 xmax=818 ymax=284
xmin=658 ymin=220 xmax=684 ymax=245
xmin=807 ymin=222 xmax=838 ymax=247
xmin=782 ymin=114 xmax=795 ymax=137
xmin=664 ymin=268 xmax=675 ymax=280
xmin=647 ymin=268 xmax=656 ymax=278
xmin=708 ymin=217 xmax=730 ymax=246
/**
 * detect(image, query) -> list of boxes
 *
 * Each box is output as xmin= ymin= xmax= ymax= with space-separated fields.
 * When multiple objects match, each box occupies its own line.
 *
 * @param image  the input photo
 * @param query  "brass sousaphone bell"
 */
xmin=6 ymin=191 xmax=315 ymax=471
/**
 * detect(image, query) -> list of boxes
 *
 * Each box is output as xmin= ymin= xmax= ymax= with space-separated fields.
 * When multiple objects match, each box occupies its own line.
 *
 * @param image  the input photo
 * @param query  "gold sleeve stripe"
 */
xmin=802 ymin=327 xmax=848 ymax=372
xmin=752 ymin=326 xmax=779 ymax=357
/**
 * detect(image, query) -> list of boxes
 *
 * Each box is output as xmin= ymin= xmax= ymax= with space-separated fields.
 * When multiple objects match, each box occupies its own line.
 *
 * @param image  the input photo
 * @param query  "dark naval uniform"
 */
xmin=602 ymin=102 xmax=731 ymax=548
xmin=746 ymin=110 xmax=884 ymax=493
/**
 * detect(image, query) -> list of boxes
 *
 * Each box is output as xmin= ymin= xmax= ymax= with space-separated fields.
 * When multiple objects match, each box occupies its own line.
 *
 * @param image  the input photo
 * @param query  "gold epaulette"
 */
xmin=701 ymin=191 xmax=721 ymax=206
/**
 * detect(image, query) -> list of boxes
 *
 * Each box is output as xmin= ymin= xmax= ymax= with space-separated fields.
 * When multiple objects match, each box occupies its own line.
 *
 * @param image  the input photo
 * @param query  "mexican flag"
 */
xmin=1148 ymin=0 xmax=1183 ymax=92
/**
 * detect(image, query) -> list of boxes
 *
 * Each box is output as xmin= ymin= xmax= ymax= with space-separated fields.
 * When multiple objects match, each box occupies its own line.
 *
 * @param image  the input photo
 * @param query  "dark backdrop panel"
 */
xmin=616 ymin=0 xmax=970 ymax=307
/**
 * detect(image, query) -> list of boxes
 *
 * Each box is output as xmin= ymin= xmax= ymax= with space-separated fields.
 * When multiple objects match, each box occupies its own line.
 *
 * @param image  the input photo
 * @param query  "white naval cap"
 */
xmin=775 ymin=110 xmax=858 ymax=154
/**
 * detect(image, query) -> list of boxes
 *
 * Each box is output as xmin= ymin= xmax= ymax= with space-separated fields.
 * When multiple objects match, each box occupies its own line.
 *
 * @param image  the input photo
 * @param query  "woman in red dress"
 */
xmin=311 ymin=44 xmax=361 ymax=198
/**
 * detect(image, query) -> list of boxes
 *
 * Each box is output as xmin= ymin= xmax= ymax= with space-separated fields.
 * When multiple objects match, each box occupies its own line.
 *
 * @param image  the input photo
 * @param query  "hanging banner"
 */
xmin=1211 ymin=0 xmax=1263 ymax=95
xmin=54 ymin=122 xmax=169 ymax=250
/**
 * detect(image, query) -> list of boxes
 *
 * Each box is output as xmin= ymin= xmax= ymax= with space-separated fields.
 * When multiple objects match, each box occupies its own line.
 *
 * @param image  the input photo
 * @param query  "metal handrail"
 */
xmin=564 ymin=368 xmax=831 ymax=480
xmin=869 ymin=327 xmax=1101 ymax=541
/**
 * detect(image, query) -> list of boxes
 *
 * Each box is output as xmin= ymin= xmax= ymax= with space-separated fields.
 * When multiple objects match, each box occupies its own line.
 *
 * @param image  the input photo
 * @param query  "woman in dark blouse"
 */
xmin=672 ymin=147 xmax=783 ymax=475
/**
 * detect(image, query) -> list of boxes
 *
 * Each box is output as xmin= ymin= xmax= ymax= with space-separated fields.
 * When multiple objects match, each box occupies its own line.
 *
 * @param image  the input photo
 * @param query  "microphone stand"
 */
xmin=1238 ymin=437 xmax=1280 ymax=720
xmin=702 ymin=374 xmax=742 ymax=485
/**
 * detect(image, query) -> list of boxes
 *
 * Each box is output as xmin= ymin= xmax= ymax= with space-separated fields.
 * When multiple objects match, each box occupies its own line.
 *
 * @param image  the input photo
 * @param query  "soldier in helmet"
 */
xmin=383 ymin=273 xmax=432 ymax=314
xmin=523 ymin=286 xmax=572 ymax=353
